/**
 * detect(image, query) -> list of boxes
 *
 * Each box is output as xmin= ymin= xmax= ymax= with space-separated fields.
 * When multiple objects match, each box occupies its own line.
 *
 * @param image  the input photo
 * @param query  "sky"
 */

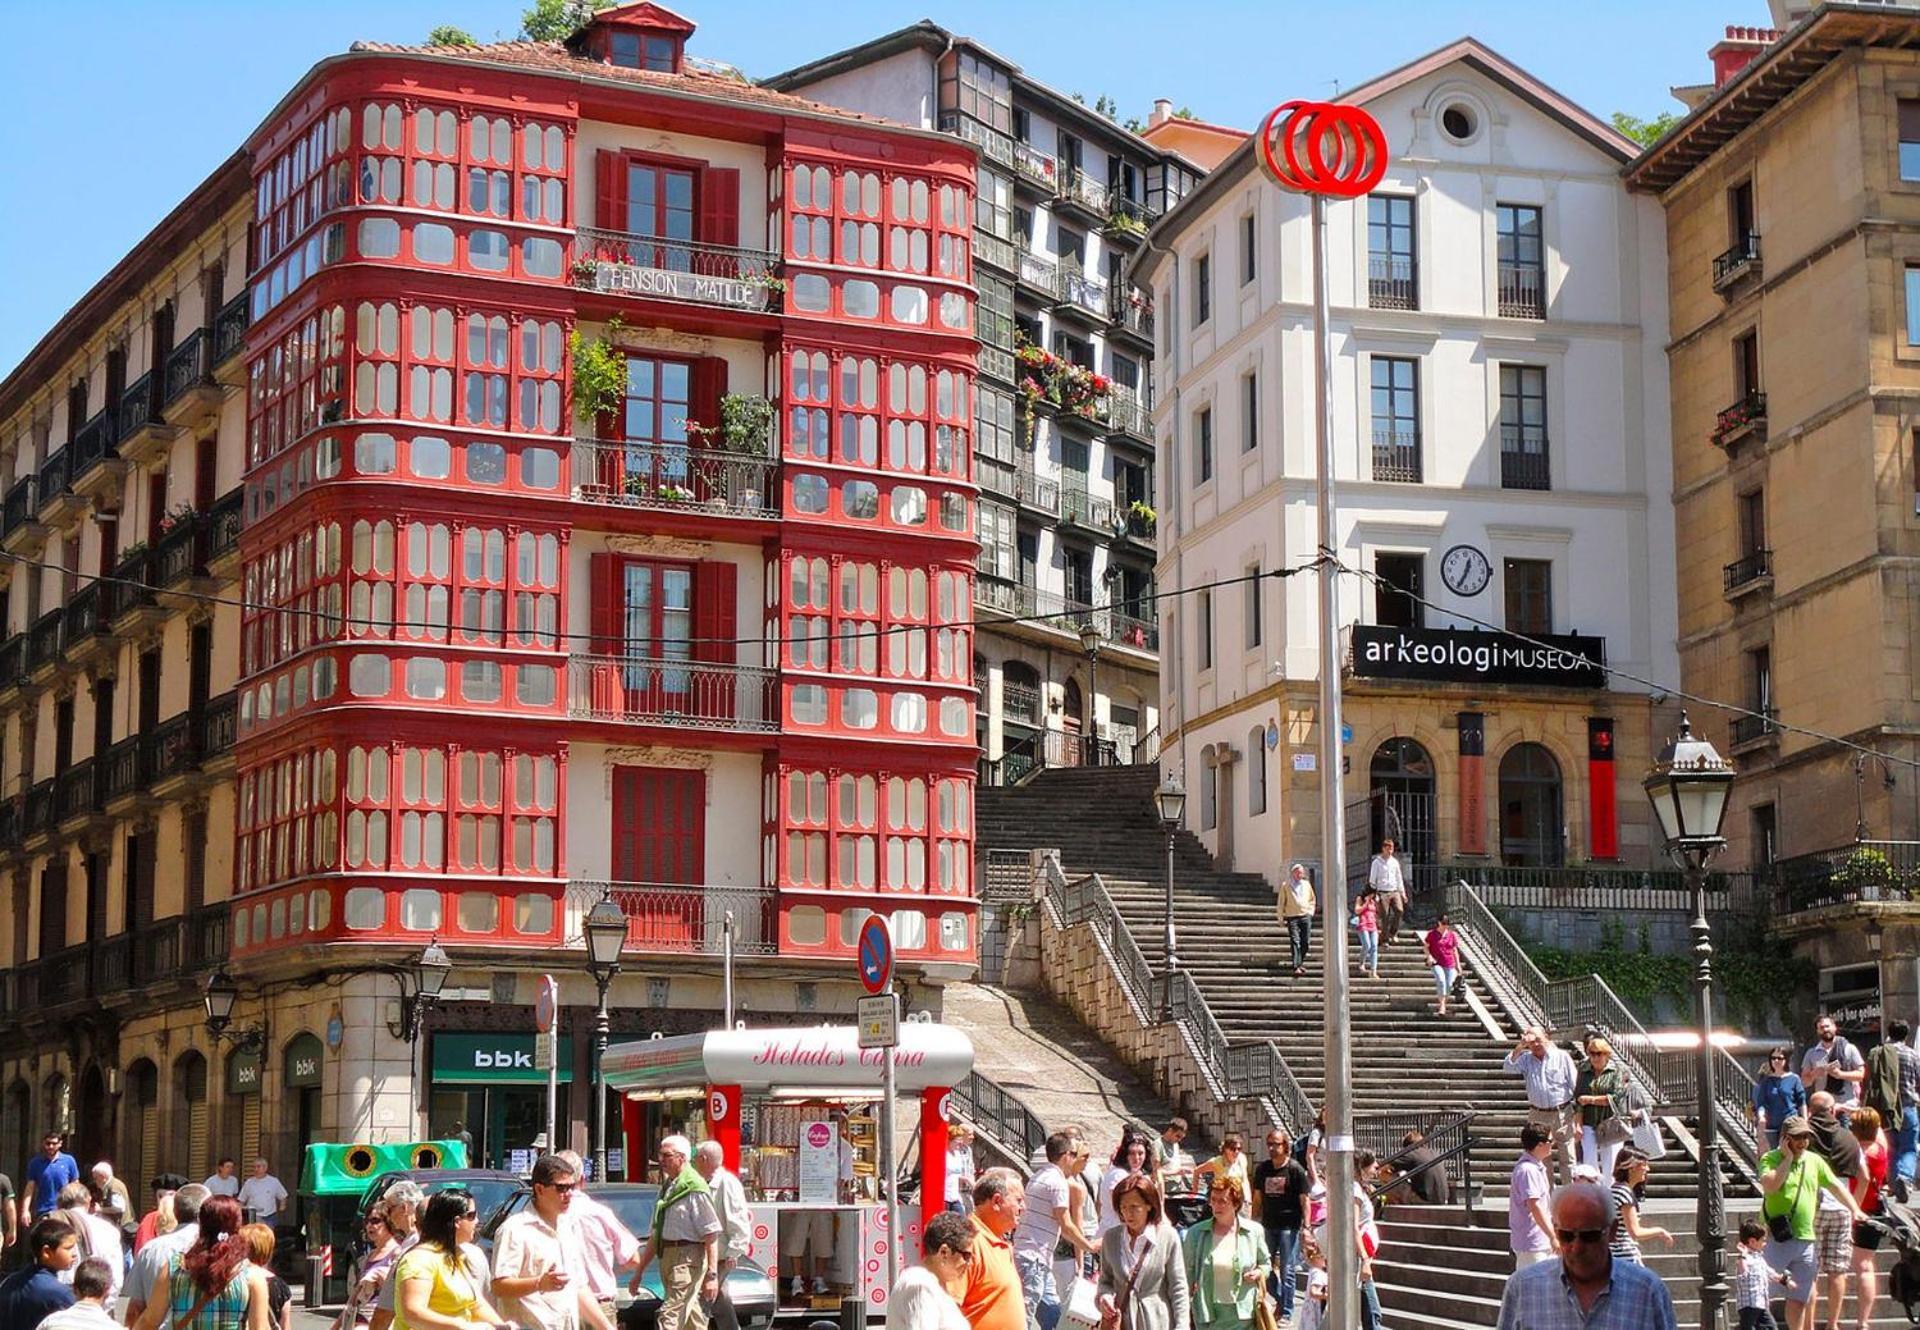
xmin=0 ymin=0 xmax=1764 ymax=380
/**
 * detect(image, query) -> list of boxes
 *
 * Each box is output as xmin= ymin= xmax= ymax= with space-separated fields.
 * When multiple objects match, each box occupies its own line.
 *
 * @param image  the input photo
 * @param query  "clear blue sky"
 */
xmin=0 ymin=0 xmax=1762 ymax=380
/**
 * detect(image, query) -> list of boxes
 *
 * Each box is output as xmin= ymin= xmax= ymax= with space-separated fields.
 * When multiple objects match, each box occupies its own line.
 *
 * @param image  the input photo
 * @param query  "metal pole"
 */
xmin=546 ymin=1021 xmax=558 ymax=1162
xmin=1691 ymin=867 xmax=1728 ymax=1330
xmin=1310 ymin=189 xmax=1360 ymax=1330
xmin=1163 ymin=825 xmax=1178 ymax=1018
xmin=723 ymin=911 xmax=736 ymax=1027
xmin=593 ymin=974 xmax=612 ymax=1183
xmin=882 ymin=1001 xmax=901 ymax=1282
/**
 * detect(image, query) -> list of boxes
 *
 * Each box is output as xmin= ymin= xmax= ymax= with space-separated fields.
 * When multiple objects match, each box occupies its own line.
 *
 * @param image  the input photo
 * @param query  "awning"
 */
xmin=601 ymin=1023 xmax=973 ymax=1095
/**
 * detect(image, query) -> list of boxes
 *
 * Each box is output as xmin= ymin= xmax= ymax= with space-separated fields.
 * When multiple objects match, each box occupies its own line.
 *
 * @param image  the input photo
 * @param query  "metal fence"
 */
xmin=951 ymin=1071 xmax=1049 ymax=1175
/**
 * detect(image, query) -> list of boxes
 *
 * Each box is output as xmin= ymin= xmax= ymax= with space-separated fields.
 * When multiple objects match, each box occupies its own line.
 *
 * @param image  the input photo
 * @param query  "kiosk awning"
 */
xmin=601 ymin=1024 xmax=973 ymax=1095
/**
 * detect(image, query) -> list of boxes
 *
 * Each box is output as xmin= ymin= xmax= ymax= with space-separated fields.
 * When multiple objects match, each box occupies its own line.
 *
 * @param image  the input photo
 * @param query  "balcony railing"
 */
xmin=936 ymin=110 xmax=1014 ymax=170
xmin=26 ymin=609 xmax=63 ymax=673
xmin=1013 ymin=142 xmax=1057 ymax=190
xmin=164 ymin=329 xmax=209 ymax=404
xmin=64 ymin=582 xmax=106 ymax=646
xmin=1371 ymin=429 xmax=1423 ymax=483
xmin=201 ymin=690 xmax=239 ymax=758
xmin=1712 ymin=232 xmax=1762 ymax=291
xmin=571 ymin=227 xmax=779 ymax=311
xmin=1105 ymin=385 xmax=1150 ymax=440
xmin=211 ymin=292 xmax=250 ymax=366
xmin=0 ymin=635 xmax=24 ymax=689
xmin=72 ymin=410 xmax=116 ymax=478
xmin=1498 ymin=261 xmax=1546 ymax=319
xmin=1059 ymin=485 xmax=1114 ymax=530
xmin=1056 ymin=167 xmax=1108 ymax=217
xmin=572 ymin=438 xmax=776 ymax=517
xmin=208 ymin=488 xmax=244 ymax=563
xmin=1768 ymin=840 xmax=1920 ymax=915
xmin=1499 ymin=426 xmax=1550 ymax=490
xmin=1713 ymin=391 xmax=1767 ymax=447
xmin=188 ymin=902 xmax=229 ymax=969
xmin=103 ymin=734 xmax=150 ymax=802
xmin=3 ymin=477 xmax=37 ymax=536
xmin=1109 ymin=287 xmax=1154 ymax=342
xmin=154 ymin=516 xmax=205 ymax=587
xmin=152 ymin=711 xmax=198 ymax=781
xmin=110 ymin=548 xmax=157 ymax=621
xmin=1367 ymin=254 xmax=1417 ymax=310
xmin=565 ymin=879 xmax=777 ymax=956
xmin=568 ymin=655 xmax=778 ymax=732
xmin=37 ymin=448 xmax=71 ymax=515
xmin=1724 ymin=549 xmax=1773 ymax=593
xmin=115 ymin=375 xmax=158 ymax=443
xmin=24 ymin=779 xmax=53 ymax=837
xmin=56 ymin=759 xmax=99 ymax=822
xmin=1017 ymin=251 xmax=1057 ymax=292
xmin=1121 ymin=506 xmax=1157 ymax=542
xmin=1730 ymin=707 xmax=1778 ymax=747
xmin=132 ymin=917 xmax=185 ymax=985
xmin=1056 ymin=271 xmax=1108 ymax=319
xmin=1013 ymin=468 xmax=1059 ymax=515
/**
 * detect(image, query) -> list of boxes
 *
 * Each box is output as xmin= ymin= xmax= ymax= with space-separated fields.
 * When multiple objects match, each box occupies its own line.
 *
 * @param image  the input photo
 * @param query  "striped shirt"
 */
xmin=1608 ymin=1185 xmax=1642 ymax=1264
xmin=1495 ymin=1256 xmax=1677 ymax=1330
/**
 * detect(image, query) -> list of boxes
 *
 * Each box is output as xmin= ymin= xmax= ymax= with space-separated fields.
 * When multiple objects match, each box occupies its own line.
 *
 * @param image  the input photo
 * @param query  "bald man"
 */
xmin=1495 ymin=1183 xmax=1676 ymax=1330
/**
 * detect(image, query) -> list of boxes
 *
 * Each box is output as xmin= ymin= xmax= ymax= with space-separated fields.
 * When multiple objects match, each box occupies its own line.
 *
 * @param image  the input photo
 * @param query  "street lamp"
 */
xmin=1154 ymin=773 xmax=1186 ymax=1018
xmin=203 ymin=969 xmax=265 ymax=1050
xmin=1644 ymin=712 xmax=1734 ymax=1330
xmin=389 ymin=941 xmax=453 ymax=1041
xmin=1078 ymin=619 xmax=1102 ymax=767
xmin=583 ymin=892 xmax=628 ymax=1183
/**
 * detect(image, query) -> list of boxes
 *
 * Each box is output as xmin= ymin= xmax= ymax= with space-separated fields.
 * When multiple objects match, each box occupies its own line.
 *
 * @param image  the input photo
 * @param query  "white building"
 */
xmin=1141 ymin=40 xmax=1679 ymax=886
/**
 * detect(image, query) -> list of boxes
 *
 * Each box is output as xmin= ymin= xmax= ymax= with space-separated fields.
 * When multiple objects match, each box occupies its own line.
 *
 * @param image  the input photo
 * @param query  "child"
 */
xmin=1733 ymin=1217 xmax=1789 ymax=1330
xmin=1298 ymin=1242 xmax=1330 ymax=1330
xmin=1353 ymin=886 xmax=1381 ymax=979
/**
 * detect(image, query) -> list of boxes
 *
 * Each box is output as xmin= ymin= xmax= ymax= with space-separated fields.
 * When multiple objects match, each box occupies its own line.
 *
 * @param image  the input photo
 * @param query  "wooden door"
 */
xmin=610 ymin=767 xmax=705 ymax=949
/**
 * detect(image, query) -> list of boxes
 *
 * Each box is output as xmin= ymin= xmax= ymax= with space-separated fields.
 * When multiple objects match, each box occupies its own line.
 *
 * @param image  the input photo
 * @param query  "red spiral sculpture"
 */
xmin=1257 ymin=100 xmax=1389 ymax=198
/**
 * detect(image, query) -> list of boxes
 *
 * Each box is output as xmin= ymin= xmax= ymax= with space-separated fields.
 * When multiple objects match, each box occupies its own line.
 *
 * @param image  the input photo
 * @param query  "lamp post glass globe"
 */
xmin=584 ymin=894 xmax=628 ymax=974
xmin=204 ymin=969 xmax=240 ymax=1030
xmin=1642 ymin=712 xmax=1734 ymax=862
xmin=416 ymin=941 xmax=453 ymax=998
xmin=1155 ymin=773 xmax=1187 ymax=828
xmin=1078 ymin=620 xmax=1101 ymax=658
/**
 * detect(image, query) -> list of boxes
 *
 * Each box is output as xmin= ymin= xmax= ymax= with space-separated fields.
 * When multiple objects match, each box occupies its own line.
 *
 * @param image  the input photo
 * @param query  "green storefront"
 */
xmin=426 ymin=1033 xmax=571 ymax=1170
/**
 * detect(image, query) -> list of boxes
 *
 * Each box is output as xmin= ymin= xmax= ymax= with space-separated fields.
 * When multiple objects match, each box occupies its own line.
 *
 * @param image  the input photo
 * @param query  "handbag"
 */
xmin=1252 ymin=1293 xmax=1281 ymax=1330
xmin=1629 ymin=1111 xmax=1666 ymax=1159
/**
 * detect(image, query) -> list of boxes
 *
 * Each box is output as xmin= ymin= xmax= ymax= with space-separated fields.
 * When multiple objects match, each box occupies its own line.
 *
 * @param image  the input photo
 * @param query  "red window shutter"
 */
xmin=699 ymin=168 xmax=741 ymax=250
xmin=690 ymin=357 xmax=726 ymax=444
xmin=693 ymin=561 xmax=738 ymax=665
xmin=595 ymin=150 xmax=623 ymax=234
xmin=590 ymin=552 xmax=623 ymax=655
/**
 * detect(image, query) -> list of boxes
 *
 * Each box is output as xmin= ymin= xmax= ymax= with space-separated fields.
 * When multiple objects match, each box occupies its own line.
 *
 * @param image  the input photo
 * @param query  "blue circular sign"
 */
xmin=857 ymin=915 xmax=893 ymax=996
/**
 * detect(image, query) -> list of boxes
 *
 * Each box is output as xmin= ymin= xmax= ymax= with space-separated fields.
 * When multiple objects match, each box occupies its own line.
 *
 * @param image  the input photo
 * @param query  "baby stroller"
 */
xmin=1881 ymin=1179 xmax=1920 ymax=1324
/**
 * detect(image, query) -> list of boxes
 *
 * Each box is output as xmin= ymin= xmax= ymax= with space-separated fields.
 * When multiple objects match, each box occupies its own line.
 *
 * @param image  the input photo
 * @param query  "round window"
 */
xmin=1440 ymin=103 xmax=1478 ymax=142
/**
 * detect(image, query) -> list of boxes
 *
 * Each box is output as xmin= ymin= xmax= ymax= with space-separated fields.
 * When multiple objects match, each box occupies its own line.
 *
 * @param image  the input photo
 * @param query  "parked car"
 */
xmin=352 ymin=1169 xmax=524 ymax=1259
xmin=478 ymin=1183 xmax=777 ymax=1330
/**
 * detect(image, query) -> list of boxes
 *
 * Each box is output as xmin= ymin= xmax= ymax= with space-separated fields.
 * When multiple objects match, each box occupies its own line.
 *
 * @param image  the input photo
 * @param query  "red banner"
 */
xmin=1588 ymin=718 xmax=1618 ymax=860
xmin=1458 ymin=713 xmax=1486 ymax=855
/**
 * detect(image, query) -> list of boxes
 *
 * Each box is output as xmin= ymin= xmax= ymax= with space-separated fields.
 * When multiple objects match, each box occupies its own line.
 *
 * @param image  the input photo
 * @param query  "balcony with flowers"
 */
xmin=1016 ymin=341 xmax=1110 ymax=443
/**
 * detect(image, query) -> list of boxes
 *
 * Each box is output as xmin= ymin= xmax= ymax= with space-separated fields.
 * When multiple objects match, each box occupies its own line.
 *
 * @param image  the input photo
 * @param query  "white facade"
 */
xmin=1147 ymin=47 xmax=1677 ymax=879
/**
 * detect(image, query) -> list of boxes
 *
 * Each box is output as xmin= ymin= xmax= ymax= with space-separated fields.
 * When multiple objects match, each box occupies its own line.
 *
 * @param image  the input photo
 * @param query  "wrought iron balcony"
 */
xmin=152 ymin=712 xmax=199 ymax=782
xmin=2 ymin=477 xmax=37 ymax=539
xmin=568 ymin=655 xmax=778 ymax=732
xmin=71 ymin=410 xmax=117 ymax=478
xmin=1012 ymin=142 xmax=1057 ymax=192
xmin=23 ymin=779 xmax=53 ymax=838
xmin=565 ymin=879 xmax=777 ymax=956
xmin=1498 ymin=261 xmax=1546 ymax=319
xmin=572 ymin=228 xmax=780 ymax=311
xmin=572 ymin=438 xmax=776 ymax=517
xmin=1016 ymin=251 xmax=1057 ymax=295
xmin=1059 ymin=485 xmax=1114 ymax=531
xmin=1109 ymin=287 xmax=1154 ymax=343
xmin=207 ymin=488 xmax=244 ymax=567
xmin=36 ymin=448 xmax=72 ymax=518
xmin=64 ymin=582 xmax=108 ymax=648
xmin=1055 ymin=167 xmax=1108 ymax=221
xmin=1712 ymin=232 xmax=1762 ymax=292
xmin=1120 ymin=506 xmax=1157 ymax=543
xmin=1055 ymin=270 xmax=1108 ymax=321
xmin=1370 ymin=429 xmax=1423 ymax=484
xmin=103 ymin=734 xmax=151 ymax=804
xmin=1105 ymin=386 xmax=1150 ymax=441
xmin=164 ymin=330 xmax=209 ymax=404
xmin=211 ymin=292 xmax=250 ymax=370
xmin=108 ymin=548 xmax=158 ymax=624
xmin=1013 ymin=468 xmax=1059 ymax=515
xmin=1367 ymin=254 xmax=1417 ymax=310
xmin=26 ymin=609 xmax=63 ymax=674
xmin=115 ymin=375 xmax=159 ymax=444
xmin=0 ymin=635 xmax=25 ymax=690
xmin=1499 ymin=426 xmax=1551 ymax=490
xmin=1730 ymin=707 xmax=1778 ymax=748
xmin=1713 ymin=391 xmax=1767 ymax=448
xmin=154 ymin=516 xmax=205 ymax=587
xmin=55 ymin=759 xmax=99 ymax=823
xmin=200 ymin=690 xmax=239 ymax=759
xmin=1724 ymin=548 xmax=1773 ymax=594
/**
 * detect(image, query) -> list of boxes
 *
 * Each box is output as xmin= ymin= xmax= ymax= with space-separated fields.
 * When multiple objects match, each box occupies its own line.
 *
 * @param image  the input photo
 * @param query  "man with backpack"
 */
xmin=1801 ymin=1016 xmax=1865 ymax=1124
xmin=1865 ymin=1018 xmax=1920 ymax=1182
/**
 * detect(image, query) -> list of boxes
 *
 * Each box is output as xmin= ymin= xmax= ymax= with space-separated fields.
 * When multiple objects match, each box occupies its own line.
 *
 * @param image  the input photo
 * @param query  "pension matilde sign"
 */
xmin=588 ymin=258 xmax=771 ymax=311
xmin=1349 ymin=624 xmax=1607 ymax=689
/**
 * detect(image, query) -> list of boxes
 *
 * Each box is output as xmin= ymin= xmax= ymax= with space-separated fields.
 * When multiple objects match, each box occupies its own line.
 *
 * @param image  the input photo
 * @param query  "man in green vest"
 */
xmin=630 ymin=1136 xmax=720 ymax=1330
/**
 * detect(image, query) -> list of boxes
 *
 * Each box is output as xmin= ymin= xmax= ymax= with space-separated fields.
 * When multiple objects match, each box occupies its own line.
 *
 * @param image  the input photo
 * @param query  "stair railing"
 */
xmin=1358 ymin=1108 xmax=1478 ymax=1222
xmin=1038 ymin=852 xmax=1314 ymax=1135
xmin=951 ymin=1069 xmax=1050 ymax=1176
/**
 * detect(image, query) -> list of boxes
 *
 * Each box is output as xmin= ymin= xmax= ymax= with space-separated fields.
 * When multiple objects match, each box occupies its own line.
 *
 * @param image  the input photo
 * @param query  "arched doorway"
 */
xmin=1000 ymin=661 xmax=1042 ymax=782
xmin=1499 ymin=743 xmax=1565 ymax=866
xmin=1369 ymin=738 xmax=1438 ymax=887
xmin=75 ymin=1064 xmax=108 ymax=1169
xmin=171 ymin=1051 xmax=209 ymax=1180
xmin=125 ymin=1061 xmax=159 ymax=1193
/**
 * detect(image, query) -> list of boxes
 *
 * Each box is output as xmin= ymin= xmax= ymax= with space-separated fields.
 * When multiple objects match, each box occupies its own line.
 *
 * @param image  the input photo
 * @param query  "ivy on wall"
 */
xmin=1528 ymin=920 xmax=1814 ymax=1033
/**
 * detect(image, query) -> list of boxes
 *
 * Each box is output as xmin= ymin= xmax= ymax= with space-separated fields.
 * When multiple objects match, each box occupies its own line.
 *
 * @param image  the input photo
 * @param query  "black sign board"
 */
xmin=1349 ymin=625 xmax=1607 ymax=689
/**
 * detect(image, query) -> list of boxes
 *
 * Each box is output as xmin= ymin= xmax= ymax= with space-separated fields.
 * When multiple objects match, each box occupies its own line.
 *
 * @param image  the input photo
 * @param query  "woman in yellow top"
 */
xmin=1193 ymin=1136 xmax=1252 ymax=1216
xmin=394 ymin=1192 xmax=511 ymax=1330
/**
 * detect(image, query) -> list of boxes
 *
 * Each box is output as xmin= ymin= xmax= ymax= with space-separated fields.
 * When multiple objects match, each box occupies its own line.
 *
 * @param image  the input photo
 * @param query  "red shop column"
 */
xmin=919 ymin=1087 xmax=951 ymax=1236
xmin=707 ymin=1084 xmax=742 ymax=1172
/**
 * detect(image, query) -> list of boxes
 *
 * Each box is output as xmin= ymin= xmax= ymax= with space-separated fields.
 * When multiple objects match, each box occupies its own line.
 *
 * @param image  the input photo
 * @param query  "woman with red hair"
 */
xmin=131 ymin=1195 xmax=269 ymax=1330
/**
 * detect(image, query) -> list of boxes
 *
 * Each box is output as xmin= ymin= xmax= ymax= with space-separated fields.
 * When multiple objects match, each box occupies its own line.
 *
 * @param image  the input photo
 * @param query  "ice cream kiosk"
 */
xmin=600 ymin=1023 xmax=973 ymax=1313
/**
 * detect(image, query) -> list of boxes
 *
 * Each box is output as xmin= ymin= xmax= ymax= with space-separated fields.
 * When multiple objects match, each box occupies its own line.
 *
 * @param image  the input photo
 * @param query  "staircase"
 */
xmin=977 ymin=765 xmax=1731 ymax=1199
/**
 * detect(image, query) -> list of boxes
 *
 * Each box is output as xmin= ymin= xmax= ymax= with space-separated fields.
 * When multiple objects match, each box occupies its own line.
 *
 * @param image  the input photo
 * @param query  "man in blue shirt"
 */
xmin=1503 ymin=1030 xmax=1578 ymax=1187
xmin=0 ymin=1216 xmax=78 ymax=1330
xmin=1495 ymin=1182 xmax=1677 ymax=1330
xmin=17 ymin=1135 xmax=78 ymax=1224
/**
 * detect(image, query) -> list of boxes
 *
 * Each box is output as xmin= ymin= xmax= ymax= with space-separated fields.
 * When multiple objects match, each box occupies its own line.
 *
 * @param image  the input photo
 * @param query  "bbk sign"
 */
xmin=590 ymin=261 xmax=770 ymax=312
xmin=432 ymin=1033 xmax=572 ymax=1084
xmin=476 ymin=1048 xmax=535 ymax=1069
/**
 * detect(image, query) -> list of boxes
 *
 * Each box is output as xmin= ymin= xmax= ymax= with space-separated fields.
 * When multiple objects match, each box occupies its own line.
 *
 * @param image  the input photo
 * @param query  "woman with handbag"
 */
xmin=1576 ymin=1038 xmax=1630 ymax=1179
xmin=1180 ymin=1178 xmax=1269 ymax=1330
xmin=130 ymin=1195 xmax=269 ymax=1330
xmin=1096 ymin=1175 xmax=1188 ymax=1330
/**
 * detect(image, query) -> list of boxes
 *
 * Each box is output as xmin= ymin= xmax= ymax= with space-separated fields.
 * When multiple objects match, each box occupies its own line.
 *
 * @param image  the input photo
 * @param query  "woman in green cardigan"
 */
xmin=1181 ymin=1176 xmax=1270 ymax=1330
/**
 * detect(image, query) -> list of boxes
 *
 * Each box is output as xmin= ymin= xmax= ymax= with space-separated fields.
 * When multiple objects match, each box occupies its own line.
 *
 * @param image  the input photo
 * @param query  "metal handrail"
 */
xmin=952 ymin=1071 xmax=1049 ymax=1175
xmin=562 ymin=879 xmax=777 ymax=955
xmin=572 ymin=437 xmax=776 ymax=517
xmin=1040 ymin=854 xmax=1312 ymax=1134
xmin=1359 ymin=1109 xmax=1477 ymax=1218
xmin=567 ymin=655 xmax=778 ymax=732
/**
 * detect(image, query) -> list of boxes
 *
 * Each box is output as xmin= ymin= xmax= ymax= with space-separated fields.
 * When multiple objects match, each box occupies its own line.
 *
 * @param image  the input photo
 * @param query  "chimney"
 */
xmin=1150 ymin=98 xmax=1174 ymax=128
xmin=1709 ymin=25 xmax=1780 ymax=88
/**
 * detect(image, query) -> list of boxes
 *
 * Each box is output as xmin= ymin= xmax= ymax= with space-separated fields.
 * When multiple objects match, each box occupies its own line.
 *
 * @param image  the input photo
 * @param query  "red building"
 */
xmin=0 ymin=3 xmax=978 ymax=1176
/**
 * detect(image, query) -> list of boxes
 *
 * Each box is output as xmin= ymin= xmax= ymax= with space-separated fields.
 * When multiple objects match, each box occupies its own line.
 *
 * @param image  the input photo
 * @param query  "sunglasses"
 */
xmin=540 ymin=1181 xmax=580 ymax=1193
xmin=1555 ymin=1228 xmax=1607 ymax=1246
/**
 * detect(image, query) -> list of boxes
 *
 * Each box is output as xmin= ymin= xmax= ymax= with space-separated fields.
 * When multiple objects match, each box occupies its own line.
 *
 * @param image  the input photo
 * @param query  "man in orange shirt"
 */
xmin=959 ymin=1168 xmax=1028 ymax=1330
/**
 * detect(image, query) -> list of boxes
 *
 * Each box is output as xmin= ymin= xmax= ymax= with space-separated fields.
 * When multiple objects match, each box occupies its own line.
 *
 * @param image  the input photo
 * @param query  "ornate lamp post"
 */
xmin=582 ymin=892 xmax=628 ymax=1182
xmin=1154 ymin=773 xmax=1186 ymax=1018
xmin=1644 ymin=713 xmax=1735 ymax=1330
xmin=1078 ymin=619 xmax=1102 ymax=767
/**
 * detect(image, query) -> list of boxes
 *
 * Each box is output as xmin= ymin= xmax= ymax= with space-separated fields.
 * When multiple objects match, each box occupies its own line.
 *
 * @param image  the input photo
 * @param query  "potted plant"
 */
xmin=569 ymin=318 xmax=627 ymax=425
xmin=156 ymin=501 xmax=198 ymax=538
xmin=659 ymin=482 xmax=694 ymax=503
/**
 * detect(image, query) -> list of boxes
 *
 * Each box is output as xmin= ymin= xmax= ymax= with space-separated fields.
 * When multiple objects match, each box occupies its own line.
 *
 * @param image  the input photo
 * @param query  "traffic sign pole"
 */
xmin=854 ymin=916 xmax=901 ymax=1285
xmin=883 ymin=1011 xmax=899 ymax=1285
xmin=536 ymin=974 xmax=558 ymax=1158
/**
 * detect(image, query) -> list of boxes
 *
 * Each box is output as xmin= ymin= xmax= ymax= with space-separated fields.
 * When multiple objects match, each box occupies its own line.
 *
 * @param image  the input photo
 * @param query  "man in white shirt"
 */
xmin=553 ymin=1151 xmax=629 ymax=1330
xmin=1367 ymin=838 xmax=1407 ymax=944
xmin=237 ymin=1159 xmax=288 ymax=1226
xmin=693 ymin=1143 xmax=752 ymax=1330
xmin=202 ymin=1159 xmax=240 ymax=1198
xmin=53 ymin=1186 xmax=121 ymax=1297
xmin=124 ymin=1183 xmax=208 ymax=1326
xmin=491 ymin=1155 xmax=598 ymax=1330
xmin=40 ymin=1257 xmax=117 ymax=1330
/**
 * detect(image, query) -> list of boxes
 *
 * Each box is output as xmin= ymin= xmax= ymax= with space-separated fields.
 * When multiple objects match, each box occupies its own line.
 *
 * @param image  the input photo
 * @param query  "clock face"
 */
xmin=1441 ymin=544 xmax=1492 ymax=596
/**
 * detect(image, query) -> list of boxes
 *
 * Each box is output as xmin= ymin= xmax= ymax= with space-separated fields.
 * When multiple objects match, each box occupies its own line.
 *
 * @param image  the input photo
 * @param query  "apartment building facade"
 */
xmin=0 ymin=1 xmax=979 ymax=1182
xmin=1144 ymin=41 xmax=1679 ymax=885
xmin=769 ymin=25 xmax=1202 ymax=781
xmin=1627 ymin=4 xmax=1920 ymax=1005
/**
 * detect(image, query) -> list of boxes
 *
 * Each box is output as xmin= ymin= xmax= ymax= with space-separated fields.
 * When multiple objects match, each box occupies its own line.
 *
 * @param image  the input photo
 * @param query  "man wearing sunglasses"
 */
xmin=1495 ymin=1182 xmax=1676 ymax=1329
xmin=1758 ymin=1115 xmax=1867 ymax=1330
xmin=493 ymin=1155 xmax=599 ymax=1330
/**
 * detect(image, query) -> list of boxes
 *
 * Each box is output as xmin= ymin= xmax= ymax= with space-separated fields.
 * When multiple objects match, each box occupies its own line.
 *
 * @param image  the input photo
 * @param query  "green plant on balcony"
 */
xmin=685 ymin=394 xmax=776 ymax=455
xmin=743 ymin=272 xmax=787 ymax=300
xmin=1831 ymin=846 xmax=1897 ymax=900
xmin=117 ymin=541 xmax=149 ymax=563
xmin=622 ymin=473 xmax=652 ymax=501
xmin=1128 ymin=500 xmax=1157 ymax=524
xmin=658 ymin=482 xmax=695 ymax=503
xmin=569 ymin=318 xmax=627 ymax=424
xmin=1106 ymin=210 xmax=1147 ymax=238
xmin=569 ymin=256 xmax=602 ymax=286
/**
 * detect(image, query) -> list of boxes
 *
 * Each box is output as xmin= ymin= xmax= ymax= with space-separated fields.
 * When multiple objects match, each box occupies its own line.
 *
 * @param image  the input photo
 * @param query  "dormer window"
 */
xmin=610 ymin=31 xmax=677 ymax=71
xmin=571 ymin=2 xmax=694 ymax=74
